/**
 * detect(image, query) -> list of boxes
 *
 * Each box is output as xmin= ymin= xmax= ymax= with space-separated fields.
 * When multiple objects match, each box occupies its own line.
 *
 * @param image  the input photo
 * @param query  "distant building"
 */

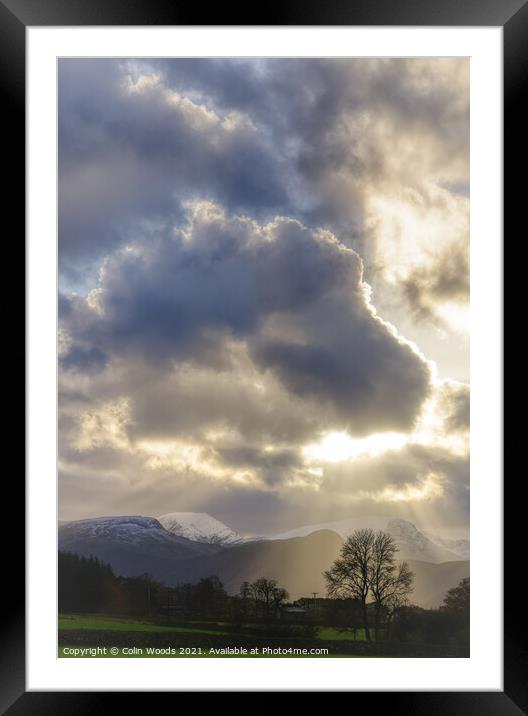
xmin=280 ymin=606 xmax=308 ymax=622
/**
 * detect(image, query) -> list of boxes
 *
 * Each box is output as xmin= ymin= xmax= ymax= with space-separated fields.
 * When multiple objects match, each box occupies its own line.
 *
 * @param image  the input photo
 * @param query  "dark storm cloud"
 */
xmin=153 ymin=58 xmax=468 ymax=164
xmin=60 ymin=205 xmax=432 ymax=434
xmin=58 ymin=58 xmax=469 ymax=529
xmin=153 ymin=58 xmax=468 ymax=234
xmin=59 ymin=344 xmax=108 ymax=373
xmin=252 ymin=311 xmax=430 ymax=434
xmin=59 ymin=59 xmax=291 ymax=276
xmin=59 ymin=58 xmax=469 ymax=279
xmin=61 ymin=215 xmax=355 ymax=364
xmin=124 ymin=364 xmax=320 ymax=444
xmin=214 ymin=444 xmax=302 ymax=487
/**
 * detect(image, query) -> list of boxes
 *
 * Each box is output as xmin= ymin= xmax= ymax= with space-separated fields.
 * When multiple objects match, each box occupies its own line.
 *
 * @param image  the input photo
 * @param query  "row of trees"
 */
xmin=324 ymin=528 xmax=414 ymax=640
xmin=59 ymin=551 xmax=170 ymax=616
xmin=59 ymin=553 xmax=289 ymax=621
xmin=386 ymin=579 xmax=470 ymax=645
xmin=238 ymin=578 xmax=289 ymax=618
xmin=59 ymin=553 xmax=233 ymax=618
xmin=59 ymin=551 xmax=116 ymax=613
xmin=59 ymin=530 xmax=469 ymax=647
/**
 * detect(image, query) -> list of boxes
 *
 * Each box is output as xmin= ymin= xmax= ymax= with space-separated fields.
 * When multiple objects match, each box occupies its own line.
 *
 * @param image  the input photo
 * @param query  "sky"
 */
xmin=58 ymin=58 xmax=469 ymax=534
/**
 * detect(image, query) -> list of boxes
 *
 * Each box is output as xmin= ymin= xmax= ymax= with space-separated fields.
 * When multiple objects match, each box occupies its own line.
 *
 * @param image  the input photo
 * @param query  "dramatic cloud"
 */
xmin=58 ymin=59 xmax=469 ymax=532
xmin=436 ymin=381 xmax=470 ymax=433
xmin=59 ymin=59 xmax=469 ymax=336
xmin=60 ymin=203 xmax=432 ymax=435
xmin=59 ymin=60 xmax=291 ymax=283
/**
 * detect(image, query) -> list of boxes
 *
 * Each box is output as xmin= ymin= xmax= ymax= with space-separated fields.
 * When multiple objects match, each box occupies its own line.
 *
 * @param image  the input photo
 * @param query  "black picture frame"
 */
xmin=5 ymin=0 xmax=517 ymax=709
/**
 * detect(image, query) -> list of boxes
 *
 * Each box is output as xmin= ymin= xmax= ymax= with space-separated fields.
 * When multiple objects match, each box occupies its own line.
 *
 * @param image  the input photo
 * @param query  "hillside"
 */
xmin=158 ymin=512 xmax=245 ymax=545
xmin=163 ymin=530 xmax=469 ymax=607
xmin=268 ymin=517 xmax=460 ymax=563
xmin=58 ymin=516 xmax=220 ymax=578
xmin=405 ymin=559 xmax=471 ymax=608
xmin=58 ymin=518 xmax=469 ymax=608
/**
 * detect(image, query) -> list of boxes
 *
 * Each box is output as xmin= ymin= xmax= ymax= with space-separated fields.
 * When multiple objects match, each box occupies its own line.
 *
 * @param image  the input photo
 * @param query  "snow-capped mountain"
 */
xmin=423 ymin=532 xmax=470 ymax=559
xmin=58 ymin=513 xmax=468 ymax=586
xmin=158 ymin=512 xmax=245 ymax=545
xmin=269 ymin=516 xmax=390 ymax=541
xmin=58 ymin=515 xmax=220 ymax=578
xmin=58 ymin=520 xmax=469 ymax=607
xmin=59 ymin=515 xmax=172 ymax=546
xmin=267 ymin=517 xmax=463 ymax=563
xmin=384 ymin=519 xmax=461 ymax=563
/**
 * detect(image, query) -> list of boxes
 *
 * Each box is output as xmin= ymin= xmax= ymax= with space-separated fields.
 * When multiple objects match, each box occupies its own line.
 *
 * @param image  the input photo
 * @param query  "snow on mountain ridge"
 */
xmin=158 ymin=512 xmax=245 ymax=545
xmin=58 ymin=515 xmax=180 ymax=548
xmin=267 ymin=517 xmax=464 ymax=563
xmin=58 ymin=513 xmax=469 ymax=563
xmin=269 ymin=516 xmax=390 ymax=540
xmin=58 ymin=514 xmax=222 ymax=580
xmin=423 ymin=532 xmax=470 ymax=559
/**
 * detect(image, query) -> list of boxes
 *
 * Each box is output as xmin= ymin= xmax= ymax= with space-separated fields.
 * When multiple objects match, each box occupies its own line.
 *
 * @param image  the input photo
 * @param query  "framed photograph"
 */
xmin=7 ymin=0 xmax=517 ymax=708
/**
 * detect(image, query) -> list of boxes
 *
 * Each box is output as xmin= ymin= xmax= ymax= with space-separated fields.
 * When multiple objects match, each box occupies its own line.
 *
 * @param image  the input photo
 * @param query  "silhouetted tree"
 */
xmin=194 ymin=576 xmax=228 ymax=617
xmin=118 ymin=574 xmax=163 ymax=617
xmin=383 ymin=562 xmax=415 ymax=640
xmin=249 ymin=578 xmax=289 ymax=619
xmin=324 ymin=529 xmax=376 ymax=640
xmin=58 ymin=551 xmax=116 ymax=613
xmin=239 ymin=581 xmax=252 ymax=617
xmin=321 ymin=597 xmax=363 ymax=636
xmin=442 ymin=577 xmax=470 ymax=616
xmin=369 ymin=531 xmax=398 ymax=640
xmin=370 ymin=532 xmax=414 ymax=639
xmin=441 ymin=577 xmax=470 ymax=645
xmin=324 ymin=529 xmax=414 ymax=641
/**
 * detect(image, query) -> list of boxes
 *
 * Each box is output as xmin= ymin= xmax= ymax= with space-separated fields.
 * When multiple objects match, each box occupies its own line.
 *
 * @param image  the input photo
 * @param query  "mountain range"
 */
xmin=153 ymin=512 xmax=469 ymax=561
xmin=158 ymin=512 xmax=244 ymax=545
xmin=58 ymin=512 xmax=469 ymax=608
xmin=58 ymin=515 xmax=221 ymax=578
xmin=267 ymin=517 xmax=468 ymax=562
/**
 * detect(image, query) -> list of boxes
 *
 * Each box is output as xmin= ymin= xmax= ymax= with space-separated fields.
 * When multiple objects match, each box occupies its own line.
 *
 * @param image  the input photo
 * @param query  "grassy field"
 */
xmin=316 ymin=627 xmax=367 ymax=640
xmin=59 ymin=614 xmax=230 ymax=636
xmin=58 ymin=614 xmax=467 ymax=658
xmin=59 ymin=615 xmax=366 ymax=640
xmin=57 ymin=614 xmax=368 ymax=658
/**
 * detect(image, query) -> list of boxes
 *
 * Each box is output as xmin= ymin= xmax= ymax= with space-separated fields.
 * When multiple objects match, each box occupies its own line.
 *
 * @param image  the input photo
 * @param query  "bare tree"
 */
xmin=324 ymin=528 xmax=376 ymax=640
xmin=250 ymin=577 xmax=289 ymax=619
xmin=370 ymin=532 xmax=414 ymax=640
xmin=324 ymin=529 xmax=414 ymax=641
xmin=380 ymin=561 xmax=415 ymax=640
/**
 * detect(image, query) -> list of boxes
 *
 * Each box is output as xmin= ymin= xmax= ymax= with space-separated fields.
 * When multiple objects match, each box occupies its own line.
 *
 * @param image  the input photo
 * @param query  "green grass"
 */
xmin=58 ymin=615 xmax=370 ymax=641
xmin=316 ymin=627 xmax=368 ymax=641
xmin=57 ymin=614 xmax=378 ymax=660
xmin=58 ymin=614 xmax=229 ymax=636
xmin=57 ymin=614 xmax=464 ymax=658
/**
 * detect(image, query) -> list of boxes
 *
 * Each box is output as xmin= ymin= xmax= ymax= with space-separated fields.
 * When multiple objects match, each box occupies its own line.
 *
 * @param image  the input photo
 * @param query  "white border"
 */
xmin=27 ymin=27 xmax=502 ymax=691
